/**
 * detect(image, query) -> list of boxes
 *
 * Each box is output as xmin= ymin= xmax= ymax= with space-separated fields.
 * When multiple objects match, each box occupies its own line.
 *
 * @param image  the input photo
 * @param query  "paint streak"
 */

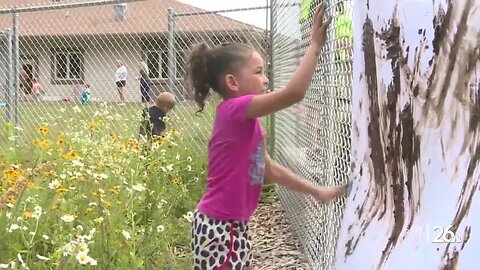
xmin=399 ymin=103 xmax=421 ymax=231
xmin=343 ymin=17 xmax=379 ymax=259
xmin=379 ymin=12 xmax=422 ymax=266
xmin=426 ymin=0 xmax=474 ymax=125
xmin=461 ymin=226 xmax=471 ymax=250
xmin=469 ymin=68 xmax=480 ymax=133
xmin=365 ymin=19 xmax=387 ymax=189
xmin=432 ymin=6 xmax=447 ymax=56
xmin=379 ymin=20 xmax=405 ymax=265
xmin=442 ymin=249 xmax=459 ymax=270
xmin=455 ymin=46 xmax=479 ymax=110
xmin=426 ymin=4 xmax=448 ymax=103
xmin=343 ymin=17 xmax=383 ymax=258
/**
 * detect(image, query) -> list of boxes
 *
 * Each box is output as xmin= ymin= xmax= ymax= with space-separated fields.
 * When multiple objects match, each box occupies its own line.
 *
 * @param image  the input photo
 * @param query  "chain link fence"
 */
xmin=271 ymin=0 xmax=353 ymax=269
xmin=0 ymin=0 xmax=269 ymax=158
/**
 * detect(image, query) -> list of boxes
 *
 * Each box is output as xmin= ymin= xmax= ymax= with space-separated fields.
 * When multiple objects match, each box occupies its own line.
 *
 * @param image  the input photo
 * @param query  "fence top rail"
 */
xmin=0 ymin=0 xmax=145 ymax=15
xmin=172 ymin=3 xmax=298 ymax=18
xmin=172 ymin=5 xmax=270 ymax=18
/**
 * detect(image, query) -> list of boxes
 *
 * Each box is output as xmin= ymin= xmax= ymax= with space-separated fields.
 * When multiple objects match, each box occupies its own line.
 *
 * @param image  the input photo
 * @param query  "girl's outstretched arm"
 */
xmin=246 ymin=3 xmax=331 ymax=119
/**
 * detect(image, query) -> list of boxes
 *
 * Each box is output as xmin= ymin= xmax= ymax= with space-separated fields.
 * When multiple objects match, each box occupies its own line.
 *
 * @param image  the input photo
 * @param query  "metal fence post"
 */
xmin=167 ymin=7 xmax=176 ymax=99
xmin=12 ymin=11 xmax=19 ymax=130
xmin=5 ymin=28 xmax=13 ymax=123
xmin=268 ymin=0 xmax=276 ymax=158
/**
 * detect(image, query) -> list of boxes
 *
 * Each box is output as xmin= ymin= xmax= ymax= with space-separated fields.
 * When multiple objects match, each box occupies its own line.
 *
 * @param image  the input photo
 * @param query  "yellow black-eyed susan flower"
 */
xmin=62 ymin=151 xmax=79 ymax=160
xmin=38 ymin=126 xmax=49 ymax=135
xmin=171 ymin=178 xmax=182 ymax=185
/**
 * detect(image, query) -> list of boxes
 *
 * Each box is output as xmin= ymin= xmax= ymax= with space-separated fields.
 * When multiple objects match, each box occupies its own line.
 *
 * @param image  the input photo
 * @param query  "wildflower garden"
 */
xmin=0 ymin=101 xmax=237 ymax=269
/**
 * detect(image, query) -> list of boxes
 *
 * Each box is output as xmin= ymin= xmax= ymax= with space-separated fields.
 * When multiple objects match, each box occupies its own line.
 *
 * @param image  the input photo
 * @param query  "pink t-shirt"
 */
xmin=197 ymin=95 xmax=265 ymax=221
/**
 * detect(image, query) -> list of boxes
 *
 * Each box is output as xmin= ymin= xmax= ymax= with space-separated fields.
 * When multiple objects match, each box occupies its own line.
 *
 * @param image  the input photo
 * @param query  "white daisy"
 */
xmin=48 ymin=180 xmax=61 ymax=190
xmin=61 ymin=214 xmax=75 ymax=223
xmin=7 ymin=224 xmax=19 ymax=233
xmin=76 ymin=252 xmax=89 ymax=265
xmin=36 ymin=254 xmax=50 ymax=261
xmin=131 ymin=184 xmax=146 ymax=192
xmin=121 ymin=230 xmax=131 ymax=240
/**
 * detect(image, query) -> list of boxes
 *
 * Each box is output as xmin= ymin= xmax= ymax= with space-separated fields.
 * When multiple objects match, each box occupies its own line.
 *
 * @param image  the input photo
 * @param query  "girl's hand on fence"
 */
xmin=311 ymin=3 xmax=331 ymax=52
xmin=313 ymin=182 xmax=349 ymax=203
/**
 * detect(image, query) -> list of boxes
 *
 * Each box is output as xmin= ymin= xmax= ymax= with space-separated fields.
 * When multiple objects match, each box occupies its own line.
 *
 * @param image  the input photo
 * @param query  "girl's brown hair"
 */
xmin=185 ymin=43 xmax=254 ymax=112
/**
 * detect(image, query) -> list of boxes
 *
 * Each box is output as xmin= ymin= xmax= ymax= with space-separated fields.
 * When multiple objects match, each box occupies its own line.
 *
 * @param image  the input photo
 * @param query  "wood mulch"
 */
xmin=250 ymin=200 xmax=311 ymax=270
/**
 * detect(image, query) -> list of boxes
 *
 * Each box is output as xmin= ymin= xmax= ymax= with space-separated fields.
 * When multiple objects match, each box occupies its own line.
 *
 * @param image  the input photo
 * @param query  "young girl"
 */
xmin=31 ymin=77 xmax=44 ymax=103
xmin=186 ymin=4 xmax=347 ymax=270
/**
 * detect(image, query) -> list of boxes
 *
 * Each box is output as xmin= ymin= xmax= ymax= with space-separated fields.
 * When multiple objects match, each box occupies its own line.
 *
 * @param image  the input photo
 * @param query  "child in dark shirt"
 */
xmin=139 ymin=92 xmax=176 ymax=139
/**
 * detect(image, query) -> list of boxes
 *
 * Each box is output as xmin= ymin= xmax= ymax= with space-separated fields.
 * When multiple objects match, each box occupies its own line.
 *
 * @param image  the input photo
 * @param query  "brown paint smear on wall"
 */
xmin=344 ymin=14 xmax=421 ymax=266
xmin=346 ymin=0 xmax=480 ymax=268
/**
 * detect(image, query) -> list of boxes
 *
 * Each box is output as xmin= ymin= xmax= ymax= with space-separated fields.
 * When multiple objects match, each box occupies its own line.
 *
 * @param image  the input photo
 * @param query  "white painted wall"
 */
xmin=336 ymin=0 xmax=480 ymax=269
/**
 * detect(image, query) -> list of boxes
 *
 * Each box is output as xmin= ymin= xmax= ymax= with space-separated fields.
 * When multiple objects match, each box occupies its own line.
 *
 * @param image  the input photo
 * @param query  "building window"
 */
xmin=145 ymin=50 xmax=185 ymax=80
xmin=146 ymin=51 xmax=167 ymax=79
xmin=51 ymin=50 xmax=84 ymax=84
xmin=176 ymin=51 xmax=186 ymax=78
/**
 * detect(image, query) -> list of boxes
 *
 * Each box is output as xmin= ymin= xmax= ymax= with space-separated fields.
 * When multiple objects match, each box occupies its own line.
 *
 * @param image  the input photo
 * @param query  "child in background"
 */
xmin=139 ymin=92 xmax=176 ymax=139
xmin=31 ymin=78 xmax=44 ymax=103
xmin=80 ymin=84 xmax=92 ymax=105
xmin=186 ymin=4 xmax=347 ymax=269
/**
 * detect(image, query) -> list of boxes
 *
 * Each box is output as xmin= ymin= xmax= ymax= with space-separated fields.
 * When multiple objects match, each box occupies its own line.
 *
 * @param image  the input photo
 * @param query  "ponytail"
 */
xmin=186 ymin=42 xmax=255 ymax=113
xmin=186 ymin=43 xmax=211 ymax=113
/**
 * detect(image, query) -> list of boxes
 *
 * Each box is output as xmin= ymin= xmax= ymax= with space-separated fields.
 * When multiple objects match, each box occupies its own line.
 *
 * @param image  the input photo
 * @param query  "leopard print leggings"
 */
xmin=191 ymin=211 xmax=253 ymax=270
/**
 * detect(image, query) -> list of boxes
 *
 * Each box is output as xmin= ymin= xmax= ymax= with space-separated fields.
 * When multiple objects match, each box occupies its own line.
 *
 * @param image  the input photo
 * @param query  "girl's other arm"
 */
xmin=263 ymin=152 xmax=347 ymax=203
